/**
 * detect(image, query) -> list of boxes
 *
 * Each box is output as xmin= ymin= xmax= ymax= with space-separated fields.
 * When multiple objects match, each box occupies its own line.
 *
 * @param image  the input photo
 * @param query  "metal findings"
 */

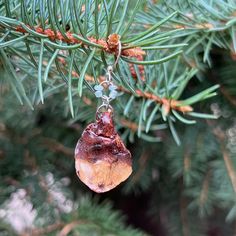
xmin=94 ymin=65 xmax=118 ymax=119
xmin=94 ymin=40 xmax=121 ymax=117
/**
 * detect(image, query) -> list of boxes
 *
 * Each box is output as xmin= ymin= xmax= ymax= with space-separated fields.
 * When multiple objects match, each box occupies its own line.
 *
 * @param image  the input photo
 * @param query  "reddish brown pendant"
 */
xmin=74 ymin=111 xmax=132 ymax=193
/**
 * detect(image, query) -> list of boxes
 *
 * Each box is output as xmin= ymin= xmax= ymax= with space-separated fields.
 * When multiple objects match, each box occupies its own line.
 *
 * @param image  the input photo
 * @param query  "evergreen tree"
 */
xmin=0 ymin=0 xmax=236 ymax=235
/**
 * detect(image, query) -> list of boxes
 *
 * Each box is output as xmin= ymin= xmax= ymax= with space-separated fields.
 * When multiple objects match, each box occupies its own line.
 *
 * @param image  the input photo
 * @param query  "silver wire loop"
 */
xmin=96 ymin=104 xmax=113 ymax=120
xmin=114 ymin=40 xmax=122 ymax=69
xmin=101 ymin=95 xmax=110 ymax=106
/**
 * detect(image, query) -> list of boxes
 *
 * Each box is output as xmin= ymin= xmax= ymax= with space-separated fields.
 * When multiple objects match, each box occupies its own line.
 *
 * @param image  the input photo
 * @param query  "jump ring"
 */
xmin=96 ymin=104 xmax=113 ymax=120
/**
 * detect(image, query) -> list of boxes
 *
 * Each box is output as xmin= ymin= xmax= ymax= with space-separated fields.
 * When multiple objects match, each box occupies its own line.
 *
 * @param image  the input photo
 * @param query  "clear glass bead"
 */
xmin=109 ymin=91 xmax=118 ymax=99
xmin=94 ymin=84 xmax=104 ymax=91
xmin=95 ymin=90 xmax=103 ymax=98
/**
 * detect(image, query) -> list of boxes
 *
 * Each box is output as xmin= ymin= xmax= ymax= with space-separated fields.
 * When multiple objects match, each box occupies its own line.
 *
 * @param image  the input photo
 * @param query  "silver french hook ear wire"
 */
xmin=105 ymin=40 xmax=121 ymax=83
xmin=106 ymin=65 xmax=113 ymax=82
xmin=113 ymin=40 xmax=122 ymax=69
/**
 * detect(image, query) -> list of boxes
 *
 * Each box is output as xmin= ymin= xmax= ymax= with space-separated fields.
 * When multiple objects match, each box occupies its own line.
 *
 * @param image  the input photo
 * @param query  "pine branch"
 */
xmin=0 ymin=1 xmax=227 ymax=145
xmin=84 ymin=73 xmax=193 ymax=112
xmin=141 ymin=0 xmax=236 ymax=66
xmin=14 ymin=25 xmax=146 ymax=59
xmin=21 ymin=222 xmax=64 ymax=236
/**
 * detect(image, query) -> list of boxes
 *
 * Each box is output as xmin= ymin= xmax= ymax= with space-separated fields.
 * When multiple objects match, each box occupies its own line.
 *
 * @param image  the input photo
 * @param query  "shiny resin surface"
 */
xmin=75 ymin=111 xmax=132 ymax=193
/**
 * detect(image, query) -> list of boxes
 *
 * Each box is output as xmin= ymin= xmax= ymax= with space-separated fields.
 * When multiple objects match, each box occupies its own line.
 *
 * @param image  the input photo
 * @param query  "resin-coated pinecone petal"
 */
xmin=74 ymin=111 xmax=132 ymax=193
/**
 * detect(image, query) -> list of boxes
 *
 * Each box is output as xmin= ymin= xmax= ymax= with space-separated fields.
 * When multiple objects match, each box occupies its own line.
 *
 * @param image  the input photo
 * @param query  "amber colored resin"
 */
xmin=74 ymin=111 xmax=132 ymax=193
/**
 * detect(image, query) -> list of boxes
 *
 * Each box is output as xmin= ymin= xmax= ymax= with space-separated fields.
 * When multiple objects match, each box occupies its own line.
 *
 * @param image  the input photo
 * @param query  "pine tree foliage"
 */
xmin=1 ymin=0 xmax=236 ymax=235
xmin=0 ymin=0 xmax=221 ymax=143
xmin=0 ymin=92 xmax=147 ymax=235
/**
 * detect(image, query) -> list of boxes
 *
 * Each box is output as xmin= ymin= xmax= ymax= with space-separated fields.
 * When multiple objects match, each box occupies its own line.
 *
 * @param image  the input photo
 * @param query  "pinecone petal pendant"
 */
xmin=74 ymin=110 xmax=132 ymax=193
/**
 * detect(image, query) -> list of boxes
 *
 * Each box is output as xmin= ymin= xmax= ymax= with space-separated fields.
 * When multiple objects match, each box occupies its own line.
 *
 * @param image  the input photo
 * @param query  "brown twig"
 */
xmin=220 ymin=143 xmax=236 ymax=193
xmin=15 ymin=26 xmax=145 ymax=59
xmin=85 ymin=74 xmax=193 ymax=113
xmin=130 ymin=151 xmax=150 ymax=184
xmin=16 ymin=26 xmax=146 ymax=80
xmin=121 ymin=88 xmax=193 ymax=113
xmin=174 ymin=22 xmax=214 ymax=30
xmin=180 ymin=199 xmax=190 ymax=236
xmin=21 ymin=222 xmax=64 ymax=236
xmin=41 ymin=137 xmax=74 ymax=157
xmin=199 ymin=170 xmax=211 ymax=208
xmin=58 ymin=220 xmax=85 ymax=236
xmin=77 ymin=73 xmax=193 ymax=114
xmin=180 ymin=182 xmax=190 ymax=236
xmin=120 ymin=118 xmax=139 ymax=132
xmin=14 ymin=26 xmax=190 ymax=113
xmin=220 ymin=86 xmax=236 ymax=107
xmin=183 ymin=151 xmax=191 ymax=172
xmin=209 ymin=123 xmax=236 ymax=194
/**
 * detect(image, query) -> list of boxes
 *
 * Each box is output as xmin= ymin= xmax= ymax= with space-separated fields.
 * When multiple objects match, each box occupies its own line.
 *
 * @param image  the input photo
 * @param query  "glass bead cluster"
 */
xmin=94 ymin=83 xmax=118 ymax=100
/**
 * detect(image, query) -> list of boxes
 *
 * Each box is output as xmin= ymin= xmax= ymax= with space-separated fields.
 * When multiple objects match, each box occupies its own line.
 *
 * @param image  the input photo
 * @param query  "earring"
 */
xmin=74 ymin=42 xmax=132 ymax=193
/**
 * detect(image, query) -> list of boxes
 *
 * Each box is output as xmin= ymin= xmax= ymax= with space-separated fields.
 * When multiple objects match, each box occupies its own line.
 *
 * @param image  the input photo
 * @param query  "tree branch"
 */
xmin=210 ymin=123 xmax=236 ymax=194
xmin=15 ymin=26 xmax=145 ymax=58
